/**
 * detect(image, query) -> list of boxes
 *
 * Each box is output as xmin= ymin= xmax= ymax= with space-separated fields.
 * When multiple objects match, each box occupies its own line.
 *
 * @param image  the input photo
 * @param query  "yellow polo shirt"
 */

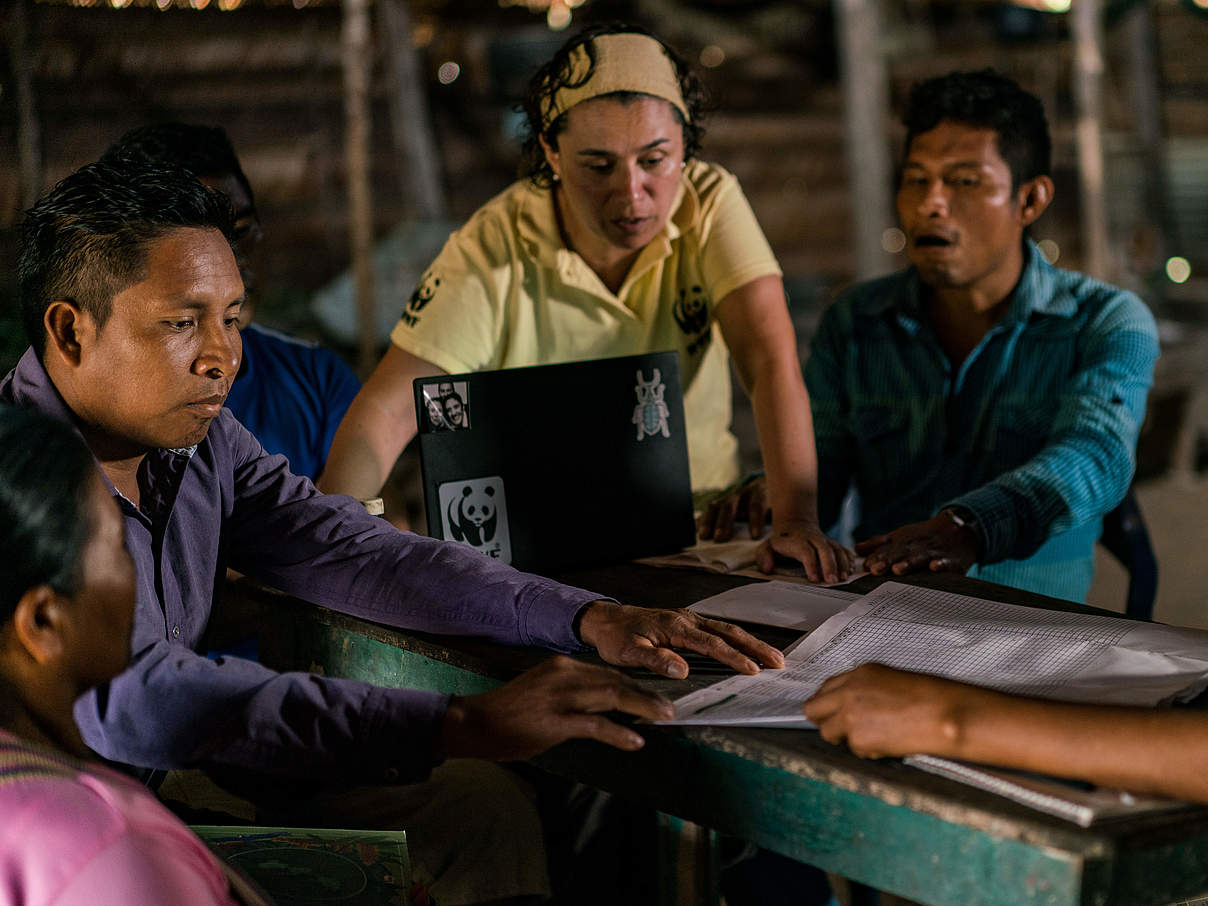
xmin=390 ymin=160 xmax=782 ymax=491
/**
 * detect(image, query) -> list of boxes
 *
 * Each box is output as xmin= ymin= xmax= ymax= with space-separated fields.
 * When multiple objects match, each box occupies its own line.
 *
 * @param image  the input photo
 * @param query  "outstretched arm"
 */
xmin=804 ymin=664 xmax=1208 ymax=804
xmin=713 ymin=275 xmax=854 ymax=583
xmin=859 ymin=290 xmax=1158 ymax=577
xmin=318 ymin=344 xmax=444 ymax=500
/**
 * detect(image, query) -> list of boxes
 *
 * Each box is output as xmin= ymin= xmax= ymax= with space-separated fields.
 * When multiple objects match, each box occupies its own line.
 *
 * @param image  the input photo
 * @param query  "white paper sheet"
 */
xmin=659 ymin=581 xmax=1208 ymax=727
xmin=688 ymin=581 xmax=860 ymax=631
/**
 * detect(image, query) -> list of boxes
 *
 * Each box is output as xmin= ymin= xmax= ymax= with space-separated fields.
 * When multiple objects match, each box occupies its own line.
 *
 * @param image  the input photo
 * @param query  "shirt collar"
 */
xmin=5 ymin=347 xmax=196 ymax=508
xmin=872 ymin=239 xmax=1076 ymax=323
xmin=7 ymin=346 xmax=81 ymax=427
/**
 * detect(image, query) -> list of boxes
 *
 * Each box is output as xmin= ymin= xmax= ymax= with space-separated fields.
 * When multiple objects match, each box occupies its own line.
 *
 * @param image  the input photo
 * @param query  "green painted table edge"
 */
xmin=239 ymin=580 xmax=1208 ymax=906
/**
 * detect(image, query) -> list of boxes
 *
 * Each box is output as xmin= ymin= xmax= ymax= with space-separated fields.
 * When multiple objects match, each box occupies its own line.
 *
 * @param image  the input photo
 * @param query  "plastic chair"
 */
xmin=1098 ymin=489 xmax=1158 ymax=621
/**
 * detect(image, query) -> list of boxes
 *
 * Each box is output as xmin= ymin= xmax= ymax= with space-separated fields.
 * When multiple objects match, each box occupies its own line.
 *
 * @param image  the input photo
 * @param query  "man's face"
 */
xmin=896 ymin=121 xmax=1032 ymax=294
xmin=444 ymin=396 xmax=464 ymax=427
xmin=70 ymin=227 xmax=244 ymax=456
xmin=200 ymin=172 xmax=262 ymax=323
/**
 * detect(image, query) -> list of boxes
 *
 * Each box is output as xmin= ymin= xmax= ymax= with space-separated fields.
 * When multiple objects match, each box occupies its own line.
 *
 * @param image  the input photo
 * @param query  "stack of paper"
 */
xmin=660 ymin=582 xmax=1208 ymax=728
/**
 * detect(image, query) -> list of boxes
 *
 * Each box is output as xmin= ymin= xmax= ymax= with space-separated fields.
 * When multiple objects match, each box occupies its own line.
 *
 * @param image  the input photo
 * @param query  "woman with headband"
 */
xmin=321 ymin=24 xmax=853 ymax=582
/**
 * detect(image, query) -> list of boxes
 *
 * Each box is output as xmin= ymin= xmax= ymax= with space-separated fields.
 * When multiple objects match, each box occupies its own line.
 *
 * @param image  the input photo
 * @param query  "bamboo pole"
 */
xmin=341 ymin=0 xmax=378 ymax=373
xmin=1072 ymin=0 xmax=1110 ymax=281
xmin=380 ymin=0 xmax=446 ymax=222
xmin=10 ymin=0 xmax=43 ymax=210
xmin=835 ymin=0 xmax=895 ymax=281
xmin=1123 ymin=2 xmax=1174 ymax=277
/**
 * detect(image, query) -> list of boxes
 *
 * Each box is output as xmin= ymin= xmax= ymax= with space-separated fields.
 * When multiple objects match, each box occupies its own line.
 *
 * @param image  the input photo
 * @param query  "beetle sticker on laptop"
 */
xmin=632 ymin=368 xmax=671 ymax=441
xmin=438 ymin=476 xmax=512 ymax=563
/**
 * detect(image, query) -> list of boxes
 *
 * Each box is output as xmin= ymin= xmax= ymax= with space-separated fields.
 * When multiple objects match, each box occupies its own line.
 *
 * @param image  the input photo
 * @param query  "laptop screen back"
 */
xmin=415 ymin=351 xmax=696 ymax=572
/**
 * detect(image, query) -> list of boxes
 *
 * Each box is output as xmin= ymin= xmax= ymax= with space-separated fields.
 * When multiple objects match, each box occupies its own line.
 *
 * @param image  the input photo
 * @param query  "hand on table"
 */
xmin=754 ymin=519 xmax=855 ymax=584
xmin=696 ymin=476 xmax=854 ymax=583
xmin=803 ymin=663 xmax=973 ymax=759
xmin=697 ymin=475 xmax=768 ymax=542
xmin=577 ymin=601 xmax=786 ymax=679
xmin=856 ymin=512 xmax=978 ymax=577
xmin=439 ymin=655 xmax=673 ymax=761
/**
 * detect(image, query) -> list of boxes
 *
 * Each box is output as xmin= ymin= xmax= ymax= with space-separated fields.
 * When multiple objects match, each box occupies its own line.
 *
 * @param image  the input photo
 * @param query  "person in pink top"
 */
xmin=0 ymin=406 xmax=261 ymax=906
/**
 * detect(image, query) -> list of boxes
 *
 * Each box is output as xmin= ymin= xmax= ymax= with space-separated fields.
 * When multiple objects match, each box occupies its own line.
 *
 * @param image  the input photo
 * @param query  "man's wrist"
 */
xmin=573 ymin=599 xmax=618 ymax=646
xmin=939 ymin=506 xmax=982 ymax=557
xmin=435 ymin=696 xmax=467 ymax=762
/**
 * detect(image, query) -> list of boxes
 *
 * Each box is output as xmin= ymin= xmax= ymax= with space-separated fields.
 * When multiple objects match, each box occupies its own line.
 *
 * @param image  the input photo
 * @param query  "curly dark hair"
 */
xmin=18 ymin=160 xmax=235 ymax=358
xmin=902 ymin=69 xmax=1051 ymax=189
xmin=518 ymin=23 xmax=710 ymax=187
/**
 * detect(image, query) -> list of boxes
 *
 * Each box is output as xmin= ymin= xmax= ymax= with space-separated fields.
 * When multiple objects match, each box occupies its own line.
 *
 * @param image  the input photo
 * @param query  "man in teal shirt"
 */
xmin=806 ymin=70 xmax=1159 ymax=602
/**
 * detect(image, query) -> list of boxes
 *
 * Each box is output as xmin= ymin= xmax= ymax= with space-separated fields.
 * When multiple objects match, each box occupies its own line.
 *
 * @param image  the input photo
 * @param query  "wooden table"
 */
xmin=233 ymin=565 xmax=1208 ymax=906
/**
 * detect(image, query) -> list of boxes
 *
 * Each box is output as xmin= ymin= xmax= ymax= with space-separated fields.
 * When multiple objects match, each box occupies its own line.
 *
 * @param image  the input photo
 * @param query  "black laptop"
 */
xmin=415 ymin=351 xmax=696 ymax=572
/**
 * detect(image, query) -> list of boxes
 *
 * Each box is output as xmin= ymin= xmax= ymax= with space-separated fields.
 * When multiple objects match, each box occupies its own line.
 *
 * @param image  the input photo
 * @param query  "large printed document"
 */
xmin=659 ymin=581 xmax=1208 ymax=727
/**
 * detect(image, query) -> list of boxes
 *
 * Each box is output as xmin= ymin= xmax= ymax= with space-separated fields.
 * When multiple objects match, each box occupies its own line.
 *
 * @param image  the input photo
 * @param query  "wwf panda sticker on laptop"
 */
xmin=437 ymin=476 xmax=512 ymax=563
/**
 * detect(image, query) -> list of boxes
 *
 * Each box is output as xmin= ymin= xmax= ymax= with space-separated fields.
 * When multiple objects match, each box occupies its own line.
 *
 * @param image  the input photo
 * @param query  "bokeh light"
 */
xmin=437 ymin=62 xmax=461 ymax=85
xmin=1166 ymin=256 xmax=1192 ymax=284
xmin=547 ymin=1 xmax=572 ymax=29
xmin=699 ymin=45 xmax=725 ymax=68
xmin=881 ymin=227 xmax=906 ymax=255
xmin=1037 ymin=238 xmax=1060 ymax=264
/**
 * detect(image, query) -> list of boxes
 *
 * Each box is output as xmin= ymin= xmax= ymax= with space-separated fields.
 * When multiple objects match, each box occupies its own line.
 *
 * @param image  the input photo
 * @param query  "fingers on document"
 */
xmin=687 ymin=616 xmax=785 ymax=673
xmin=551 ymin=662 xmax=673 ymax=749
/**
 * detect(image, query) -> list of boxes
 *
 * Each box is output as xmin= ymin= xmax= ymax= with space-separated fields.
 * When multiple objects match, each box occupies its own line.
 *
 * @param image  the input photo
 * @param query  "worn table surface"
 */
xmin=236 ymin=564 xmax=1208 ymax=906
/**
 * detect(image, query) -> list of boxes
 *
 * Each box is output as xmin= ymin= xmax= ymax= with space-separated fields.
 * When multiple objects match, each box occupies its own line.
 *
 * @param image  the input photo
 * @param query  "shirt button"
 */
xmin=171 ymin=625 xmax=181 ymax=638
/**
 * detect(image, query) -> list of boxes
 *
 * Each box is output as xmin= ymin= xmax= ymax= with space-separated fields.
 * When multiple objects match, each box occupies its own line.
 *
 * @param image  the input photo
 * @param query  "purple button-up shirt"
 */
xmin=2 ymin=349 xmax=598 ymax=784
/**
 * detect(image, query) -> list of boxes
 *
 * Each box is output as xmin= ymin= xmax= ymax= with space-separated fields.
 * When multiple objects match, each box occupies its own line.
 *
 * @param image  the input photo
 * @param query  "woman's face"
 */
xmin=66 ymin=475 xmax=137 ymax=689
xmin=542 ymin=95 xmax=685 ymax=259
xmin=426 ymin=397 xmax=446 ymax=426
xmin=444 ymin=396 xmax=465 ymax=427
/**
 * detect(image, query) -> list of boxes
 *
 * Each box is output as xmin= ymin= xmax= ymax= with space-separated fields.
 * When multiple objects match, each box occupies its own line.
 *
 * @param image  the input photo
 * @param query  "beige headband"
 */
xmin=543 ymin=33 xmax=690 ymax=130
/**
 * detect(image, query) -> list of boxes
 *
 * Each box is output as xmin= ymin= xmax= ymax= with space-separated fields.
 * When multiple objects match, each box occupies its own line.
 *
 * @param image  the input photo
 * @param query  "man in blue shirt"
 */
xmin=101 ymin=123 xmax=360 ymax=481
xmin=806 ymin=70 xmax=1159 ymax=602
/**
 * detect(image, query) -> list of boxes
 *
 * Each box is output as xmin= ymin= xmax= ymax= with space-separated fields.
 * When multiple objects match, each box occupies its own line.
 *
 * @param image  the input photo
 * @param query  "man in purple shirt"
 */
xmin=5 ymin=159 xmax=783 ymax=905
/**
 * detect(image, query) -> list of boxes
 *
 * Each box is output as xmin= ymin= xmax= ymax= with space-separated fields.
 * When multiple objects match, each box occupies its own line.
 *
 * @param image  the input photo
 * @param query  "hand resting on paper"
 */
xmin=578 ymin=601 xmax=786 ymax=678
xmin=804 ymin=663 xmax=1208 ymax=805
xmin=697 ymin=475 xmax=854 ymax=584
xmin=439 ymin=656 xmax=673 ymax=761
xmin=856 ymin=512 xmax=979 ymax=578
xmin=803 ymin=663 xmax=974 ymax=759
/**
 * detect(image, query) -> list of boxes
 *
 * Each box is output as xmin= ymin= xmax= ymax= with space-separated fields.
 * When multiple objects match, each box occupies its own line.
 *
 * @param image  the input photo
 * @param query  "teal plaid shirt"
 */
xmin=805 ymin=242 xmax=1159 ymax=602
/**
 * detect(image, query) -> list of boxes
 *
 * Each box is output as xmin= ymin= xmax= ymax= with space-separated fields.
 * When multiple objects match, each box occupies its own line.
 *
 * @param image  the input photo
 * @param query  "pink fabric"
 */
xmin=0 ymin=732 xmax=238 ymax=906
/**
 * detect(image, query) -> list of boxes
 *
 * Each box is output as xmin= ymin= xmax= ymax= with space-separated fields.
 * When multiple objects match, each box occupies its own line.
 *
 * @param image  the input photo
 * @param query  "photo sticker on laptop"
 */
xmin=419 ymin=380 xmax=470 ymax=432
xmin=438 ymin=476 xmax=511 ymax=563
